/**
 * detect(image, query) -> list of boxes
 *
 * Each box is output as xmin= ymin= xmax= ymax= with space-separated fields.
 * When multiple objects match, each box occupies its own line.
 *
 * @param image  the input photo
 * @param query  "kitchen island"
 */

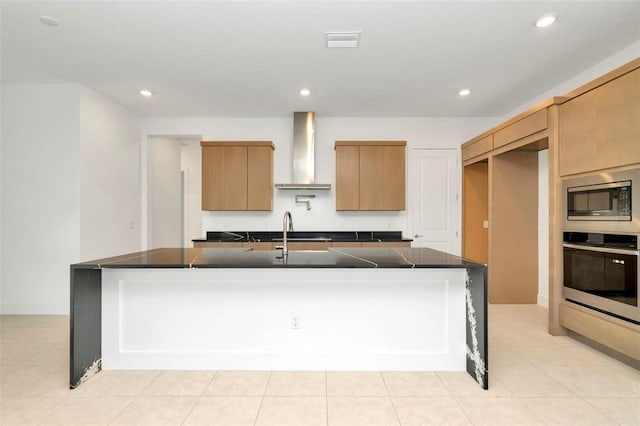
xmin=70 ymin=247 xmax=487 ymax=389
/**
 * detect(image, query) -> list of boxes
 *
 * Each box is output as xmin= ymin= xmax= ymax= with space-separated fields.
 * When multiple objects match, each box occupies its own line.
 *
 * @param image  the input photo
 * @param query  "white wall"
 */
xmin=538 ymin=150 xmax=549 ymax=308
xmin=147 ymin=136 xmax=182 ymax=248
xmin=1 ymin=83 xmax=81 ymax=314
xmin=0 ymin=83 xmax=142 ymax=314
xmin=79 ymin=87 xmax=142 ymax=260
xmin=142 ymin=117 xmax=495 ymax=236
xmin=181 ymin=139 xmax=203 ymax=246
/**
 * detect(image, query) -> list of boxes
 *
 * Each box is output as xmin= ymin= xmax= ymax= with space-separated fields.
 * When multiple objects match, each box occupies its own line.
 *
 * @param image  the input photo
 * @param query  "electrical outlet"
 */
xmin=483 ymin=220 xmax=489 ymax=229
xmin=290 ymin=315 xmax=301 ymax=329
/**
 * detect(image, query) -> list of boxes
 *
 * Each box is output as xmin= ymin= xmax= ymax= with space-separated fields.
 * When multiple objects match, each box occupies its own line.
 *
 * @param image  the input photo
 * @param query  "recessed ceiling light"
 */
xmin=326 ymin=31 xmax=361 ymax=48
xmin=534 ymin=15 xmax=557 ymax=28
xmin=299 ymin=88 xmax=311 ymax=96
xmin=39 ymin=15 xmax=59 ymax=27
xmin=140 ymin=89 xmax=153 ymax=97
xmin=459 ymin=89 xmax=471 ymax=97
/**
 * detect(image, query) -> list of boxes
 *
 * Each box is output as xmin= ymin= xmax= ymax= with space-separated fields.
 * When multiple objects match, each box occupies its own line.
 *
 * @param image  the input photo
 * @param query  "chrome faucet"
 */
xmin=276 ymin=211 xmax=294 ymax=257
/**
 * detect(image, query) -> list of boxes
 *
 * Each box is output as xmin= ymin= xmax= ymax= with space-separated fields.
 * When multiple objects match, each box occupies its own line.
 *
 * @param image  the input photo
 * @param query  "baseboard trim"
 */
xmin=537 ymin=294 xmax=549 ymax=308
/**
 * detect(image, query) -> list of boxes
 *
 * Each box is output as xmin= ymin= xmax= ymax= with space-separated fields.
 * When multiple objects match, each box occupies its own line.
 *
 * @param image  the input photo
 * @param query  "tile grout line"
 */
xmin=582 ymin=395 xmax=637 ymax=425
xmin=514 ymin=395 xmax=561 ymax=425
xmin=432 ymin=368 xmax=477 ymax=423
xmin=452 ymin=396 xmax=476 ymax=425
xmin=379 ymin=371 xmax=402 ymax=426
xmin=179 ymin=370 xmax=219 ymax=426
xmin=325 ymin=371 xmax=329 ymax=426
xmin=433 ymin=367 xmax=483 ymax=423
xmin=106 ymin=370 xmax=164 ymax=425
xmin=253 ymin=370 xmax=271 ymax=426
xmin=449 ymin=393 xmax=476 ymax=425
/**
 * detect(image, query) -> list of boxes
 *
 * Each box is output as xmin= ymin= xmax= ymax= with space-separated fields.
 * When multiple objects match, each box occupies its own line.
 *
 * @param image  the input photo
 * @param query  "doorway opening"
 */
xmin=146 ymin=135 xmax=202 ymax=249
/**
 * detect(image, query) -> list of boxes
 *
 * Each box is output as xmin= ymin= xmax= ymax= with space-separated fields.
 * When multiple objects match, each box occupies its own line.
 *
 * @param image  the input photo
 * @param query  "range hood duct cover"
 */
xmin=275 ymin=112 xmax=331 ymax=190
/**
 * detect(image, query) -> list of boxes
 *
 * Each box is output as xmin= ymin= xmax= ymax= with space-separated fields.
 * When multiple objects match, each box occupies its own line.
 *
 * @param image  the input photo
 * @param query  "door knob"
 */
xmin=414 ymin=234 xmax=423 ymax=238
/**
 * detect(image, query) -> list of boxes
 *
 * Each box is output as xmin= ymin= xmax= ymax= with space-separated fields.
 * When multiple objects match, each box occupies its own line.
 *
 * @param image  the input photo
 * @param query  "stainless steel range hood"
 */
xmin=275 ymin=112 xmax=331 ymax=190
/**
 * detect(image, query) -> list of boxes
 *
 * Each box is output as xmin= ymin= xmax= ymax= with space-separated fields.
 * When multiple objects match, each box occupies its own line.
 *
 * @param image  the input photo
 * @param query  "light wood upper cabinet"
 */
xmin=493 ymin=109 xmax=547 ymax=149
xmin=335 ymin=145 xmax=360 ymax=210
xmin=335 ymin=141 xmax=406 ymax=211
xmin=559 ymin=67 xmax=640 ymax=176
xmin=462 ymin=135 xmax=493 ymax=163
xmin=358 ymin=146 xmax=382 ymax=210
xmin=247 ymin=145 xmax=274 ymax=210
xmin=201 ymin=141 xmax=274 ymax=211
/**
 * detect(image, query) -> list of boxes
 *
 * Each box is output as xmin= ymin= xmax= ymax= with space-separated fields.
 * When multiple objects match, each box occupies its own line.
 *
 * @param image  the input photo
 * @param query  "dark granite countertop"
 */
xmin=193 ymin=231 xmax=412 ymax=243
xmin=72 ymin=247 xmax=484 ymax=269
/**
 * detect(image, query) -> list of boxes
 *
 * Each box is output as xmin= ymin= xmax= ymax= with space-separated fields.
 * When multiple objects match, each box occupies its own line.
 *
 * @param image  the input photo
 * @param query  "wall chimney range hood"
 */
xmin=275 ymin=112 xmax=331 ymax=190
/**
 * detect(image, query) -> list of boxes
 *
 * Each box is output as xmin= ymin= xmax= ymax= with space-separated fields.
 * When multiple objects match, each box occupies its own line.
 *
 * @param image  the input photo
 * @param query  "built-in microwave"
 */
xmin=563 ymin=168 xmax=640 ymax=234
xmin=567 ymin=180 xmax=631 ymax=221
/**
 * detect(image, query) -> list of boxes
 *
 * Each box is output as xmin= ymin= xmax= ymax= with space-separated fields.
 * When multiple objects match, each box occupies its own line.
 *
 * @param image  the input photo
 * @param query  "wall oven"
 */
xmin=563 ymin=232 xmax=639 ymax=323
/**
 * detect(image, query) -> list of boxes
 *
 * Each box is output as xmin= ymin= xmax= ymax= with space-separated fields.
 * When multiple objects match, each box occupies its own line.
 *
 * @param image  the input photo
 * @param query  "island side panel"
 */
xmin=466 ymin=265 xmax=488 ymax=389
xmin=100 ymin=268 xmax=467 ymax=372
xmin=70 ymin=267 xmax=102 ymax=388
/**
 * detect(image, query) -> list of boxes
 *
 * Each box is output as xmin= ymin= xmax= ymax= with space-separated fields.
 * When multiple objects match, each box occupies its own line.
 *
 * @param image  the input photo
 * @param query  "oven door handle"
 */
xmin=562 ymin=243 xmax=639 ymax=256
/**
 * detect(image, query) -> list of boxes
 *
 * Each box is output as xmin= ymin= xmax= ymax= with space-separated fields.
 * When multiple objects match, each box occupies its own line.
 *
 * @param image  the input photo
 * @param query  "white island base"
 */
xmin=102 ymin=268 xmax=467 ymax=371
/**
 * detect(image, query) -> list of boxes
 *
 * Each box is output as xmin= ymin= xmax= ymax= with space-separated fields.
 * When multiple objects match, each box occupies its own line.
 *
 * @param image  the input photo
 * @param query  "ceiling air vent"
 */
xmin=326 ymin=31 xmax=361 ymax=48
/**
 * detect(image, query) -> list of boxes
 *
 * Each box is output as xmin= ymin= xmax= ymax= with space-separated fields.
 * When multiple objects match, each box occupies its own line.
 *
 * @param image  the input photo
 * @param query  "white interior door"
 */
xmin=410 ymin=149 xmax=460 ymax=255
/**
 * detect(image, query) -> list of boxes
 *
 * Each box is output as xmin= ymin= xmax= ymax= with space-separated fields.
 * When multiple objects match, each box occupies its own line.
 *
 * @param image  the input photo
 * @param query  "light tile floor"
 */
xmin=1 ymin=305 xmax=639 ymax=425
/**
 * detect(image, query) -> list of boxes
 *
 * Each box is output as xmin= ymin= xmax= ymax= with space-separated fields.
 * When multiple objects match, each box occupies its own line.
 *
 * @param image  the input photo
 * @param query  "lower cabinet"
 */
xmin=193 ymin=241 xmax=242 ymax=248
xmin=287 ymin=241 xmax=331 ymax=251
xmin=194 ymin=241 xmax=410 ymax=249
xmin=331 ymin=242 xmax=362 ymax=248
xmin=242 ymin=242 xmax=273 ymax=250
xmin=361 ymin=241 xmax=411 ymax=248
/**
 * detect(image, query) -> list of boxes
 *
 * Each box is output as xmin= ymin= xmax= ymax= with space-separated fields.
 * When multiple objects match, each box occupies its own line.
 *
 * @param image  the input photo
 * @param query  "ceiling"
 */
xmin=2 ymin=1 xmax=639 ymax=118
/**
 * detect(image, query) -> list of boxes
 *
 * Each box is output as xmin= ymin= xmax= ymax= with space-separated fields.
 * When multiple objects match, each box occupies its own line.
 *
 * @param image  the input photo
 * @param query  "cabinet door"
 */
xmin=242 ymin=242 xmax=273 ymax=250
xmin=594 ymin=69 xmax=640 ymax=169
xmin=361 ymin=241 xmax=410 ymax=248
xmin=381 ymin=145 xmax=405 ymax=210
xmin=359 ymin=146 xmax=383 ymax=210
xmin=201 ymin=145 xmax=247 ymax=210
xmin=336 ymin=145 xmax=360 ymax=210
xmin=223 ymin=146 xmax=248 ymax=210
xmin=194 ymin=241 xmax=243 ymax=248
xmin=360 ymin=145 xmax=405 ymax=211
xmin=331 ymin=241 xmax=362 ymax=248
xmin=286 ymin=241 xmax=330 ymax=251
xmin=560 ymin=68 xmax=640 ymax=175
xmin=247 ymin=146 xmax=273 ymax=210
xmin=202 ymin=146 xmax=226 ymax=210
